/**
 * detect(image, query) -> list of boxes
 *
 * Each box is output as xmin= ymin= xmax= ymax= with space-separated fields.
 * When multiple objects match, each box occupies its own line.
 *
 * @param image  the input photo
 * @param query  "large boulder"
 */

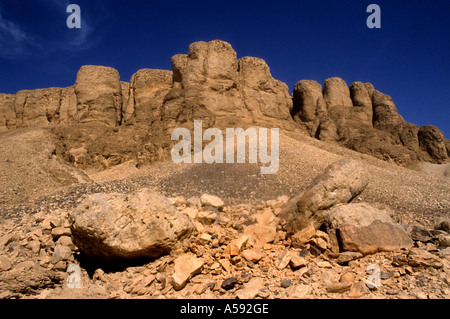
xmin=323 ymin=202 xmax=413 ymax=255
xmin=69 ymin=189 xmax=195 ymax=260
xmin=281 ymin=158 xmax=370 ymax=234
xmin=74 ymin=65 xmax=123 ymax=127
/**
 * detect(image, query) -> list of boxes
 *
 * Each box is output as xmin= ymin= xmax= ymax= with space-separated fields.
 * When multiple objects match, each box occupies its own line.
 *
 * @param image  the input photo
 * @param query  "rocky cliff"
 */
xmin=0 ymin=40 xmax=448 ymax=169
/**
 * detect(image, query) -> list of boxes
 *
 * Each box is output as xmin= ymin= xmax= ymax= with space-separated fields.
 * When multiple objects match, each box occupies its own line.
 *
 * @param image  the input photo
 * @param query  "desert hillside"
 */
xmin=0 ymin=40 xmax=449 ymax=300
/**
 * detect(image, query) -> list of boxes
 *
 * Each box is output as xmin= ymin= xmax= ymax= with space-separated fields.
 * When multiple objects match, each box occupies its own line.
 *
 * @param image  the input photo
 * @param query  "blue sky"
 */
xmin=0 ymin=0 xmax=449 ymax=136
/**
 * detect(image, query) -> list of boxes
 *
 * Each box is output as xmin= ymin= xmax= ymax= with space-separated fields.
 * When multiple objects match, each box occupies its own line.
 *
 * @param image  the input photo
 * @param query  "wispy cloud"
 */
xmin=0 ymin=5 xmax=42 ymax=58
xmin=0 ymin=1 xmax=106 ymax=59
xmin=39 ymin=0 xmax=104 ymax=51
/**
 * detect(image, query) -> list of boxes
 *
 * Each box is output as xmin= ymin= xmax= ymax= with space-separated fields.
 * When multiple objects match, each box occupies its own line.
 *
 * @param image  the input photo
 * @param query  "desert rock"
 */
xmin=69 ymin=188 xmax=195 ymax=260
xmin=281 ymin=158 xmax=370 ymax=234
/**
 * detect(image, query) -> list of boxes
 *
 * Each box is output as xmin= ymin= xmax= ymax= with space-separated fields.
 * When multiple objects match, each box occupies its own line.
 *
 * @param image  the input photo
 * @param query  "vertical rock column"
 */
xmin=74 ymin=65 xmax=123 ymax=127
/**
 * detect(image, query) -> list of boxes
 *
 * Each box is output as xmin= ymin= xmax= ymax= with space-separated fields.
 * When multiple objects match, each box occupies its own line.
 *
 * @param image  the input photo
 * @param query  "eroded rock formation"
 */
xmin=0 ymin=40 xmax=447 ymax=169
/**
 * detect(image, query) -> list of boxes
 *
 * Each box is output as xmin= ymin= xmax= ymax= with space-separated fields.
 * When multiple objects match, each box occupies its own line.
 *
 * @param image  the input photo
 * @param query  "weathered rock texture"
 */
xmin=0 ymin=40 xmax=447 ymax=170
xmin=323 ymin=203 xmax=413 ymax=255
xmin=69 ymin=188 xmax=195 ymax=260
xmin=291 ymin=77 xmax=448 ymax=166
xmin=162 ymin=40 xmax=294 ymax=130
xmin=281 ymin=158 xmax=370 ymax=234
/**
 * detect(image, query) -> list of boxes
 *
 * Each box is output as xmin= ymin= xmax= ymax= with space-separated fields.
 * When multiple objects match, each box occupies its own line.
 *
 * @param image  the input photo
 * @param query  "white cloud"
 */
xmin=0 ymin=6 xmax=42 ymax=58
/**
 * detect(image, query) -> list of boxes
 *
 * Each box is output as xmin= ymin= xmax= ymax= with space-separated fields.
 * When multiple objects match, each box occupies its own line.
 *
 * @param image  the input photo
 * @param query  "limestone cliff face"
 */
xmin=291 ymin=77 xmax=448 ymax=165
xmin=0 ymin=40 xmax=448 ymax=168
xmin=161 ymin=40 xmax=294 ymax=130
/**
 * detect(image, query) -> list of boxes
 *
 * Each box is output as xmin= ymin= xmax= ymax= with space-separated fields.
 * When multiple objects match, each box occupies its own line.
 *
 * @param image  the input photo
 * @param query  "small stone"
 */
xmin=291 ymin=224 xmax=316 ymax=244
xmin=407 ymin=248 xmax=443 ymax=268
xmin=311 ymin=237 xmax=328 ymax=251
xmin=56 ymin=236 xmax=76 ymax=250
xmin=226 ymin=235 xmax=249 ymax=256
xmin=0 ymin=255 xmax=12 ymax=271
xmin=289 ymin=255 xmax=307 ymax=270
xmin=27 ymin=240 xmax=41 ymax=254
xmin=348 ymin=281 xmax=369 ymax=298
xmin=285 ymin=284 xmax=312 ymax=299
xmin=241 ymin=248 xmax=263 ymax=263
xmin=317 ymin=261 xmax=333 ymax=268
xmin=171 ymin=253 xmax=204 ymax=291
xmin=275 ymin=251 xmax=292 ymax=270
xmin=52 ymin=245 xmax=73 ymax=263
xmin=197 ymin=233 xmax=212 ymax=244
xmin=222 ymin=277 xmax=238 ymax=290
xmin=196 ymin=210 xmax=218 ymax=225
xmin=51 ymin=227 xmax=71 ymax=239
xmin=340 ymin=272 xmax=356 ymax=283
xmin=281 ymin=279 xmax=292 ymax=288
xmin=325 ymin=282 xmax=352 ymax=293
xmin=337 ymin=251 xmax=363 ymax=265
xmin=200 ymin=194 xmax=224 ymax=209
xmin=182 ymin=207 xmax=198 ymax=219
xmin=410 ymin=225 xmax=433 ymax=242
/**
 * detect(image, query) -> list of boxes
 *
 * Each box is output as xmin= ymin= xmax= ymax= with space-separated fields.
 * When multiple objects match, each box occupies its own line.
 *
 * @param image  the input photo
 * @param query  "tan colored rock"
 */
xmin=243 ymin=224 xmax=277 ymax=248
xmin=418 ymin=125 xmax=448 ymax=164
xmin=241 ymin=248 xmax=264 ymax=263
xmin=162 ymin=40 xmax=293 ymax=129
xmin=291 ymin=223 xmax=316 ymax=244
xmin=124 ymin=69 xmax=172 ymax=125
xmin=275 ymin=251 xmax=292 ymax=270
xmin=225 ymin=235 xmax=249 ymax=256
xmin=289 ymin=255 xmax=307 ymax=269
xmin=324 ymin=202 xmax=413 ymax=255
xmin=75 ymin=65 xmax=122 ymax=127
xmin=0 ymin=93 xmax=15 ymax=130
xmin=323 ymin=77 xmax=353 ymax=108
xmin=372 ymin=90 xmax=404 ymax=127
xmin=69 ymin=188 xmax=195 ymax=260
xmin=0 ymin=255 xmax=12 ymax=272
xmin=238 ymin=56 xmax=293 ymax=127
xmin=14 ymin=88 xmax=62 ymax=127
xmin=281 ymin=158 xmax=370 ymax=234
xmin=200 ymin=193 xmax=224 ymax=209
xmin=58 ymin=86 xmax=77 ymax=124
xmin=51 ymin=227 xmax=71 ymax=239
xmin=171 ymin=253 xmax=204 ymax=291
xmin=407 ymin=248 xmax=443 ymax=268
xmin=292 ymin=80 xmax=326 ymax=123
xmin=349 ymin=82 xmax=373 ymax=108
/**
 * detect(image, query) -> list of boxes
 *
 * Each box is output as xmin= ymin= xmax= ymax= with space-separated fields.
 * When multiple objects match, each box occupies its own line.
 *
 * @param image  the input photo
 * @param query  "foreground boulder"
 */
xmin=323 ymin=203 xmax=413 ymax=255
xmin=281 ymin=158 xmax=370 ymax=234
xmin=69 ymin=188 xmax=195 ymax=260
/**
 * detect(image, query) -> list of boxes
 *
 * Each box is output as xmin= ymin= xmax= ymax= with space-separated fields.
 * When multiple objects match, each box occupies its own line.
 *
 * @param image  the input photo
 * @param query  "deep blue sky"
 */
xmin=0 ymin=0 xmax=449 ymax=136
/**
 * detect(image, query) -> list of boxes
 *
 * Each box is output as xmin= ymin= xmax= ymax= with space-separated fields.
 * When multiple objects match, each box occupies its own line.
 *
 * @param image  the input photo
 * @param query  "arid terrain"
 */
xmin=0 ymin=40 xmax=449 ymax=299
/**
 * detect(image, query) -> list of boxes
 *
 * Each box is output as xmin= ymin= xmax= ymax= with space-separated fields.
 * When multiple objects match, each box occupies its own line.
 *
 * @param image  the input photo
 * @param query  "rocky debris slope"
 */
xmin=1 ymin=40 xmax=448 ymax=172
xmin=0 ymin=160 xmax=449 ymax=299
xmin=0 ymin=128 xmax=90 ymax=208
